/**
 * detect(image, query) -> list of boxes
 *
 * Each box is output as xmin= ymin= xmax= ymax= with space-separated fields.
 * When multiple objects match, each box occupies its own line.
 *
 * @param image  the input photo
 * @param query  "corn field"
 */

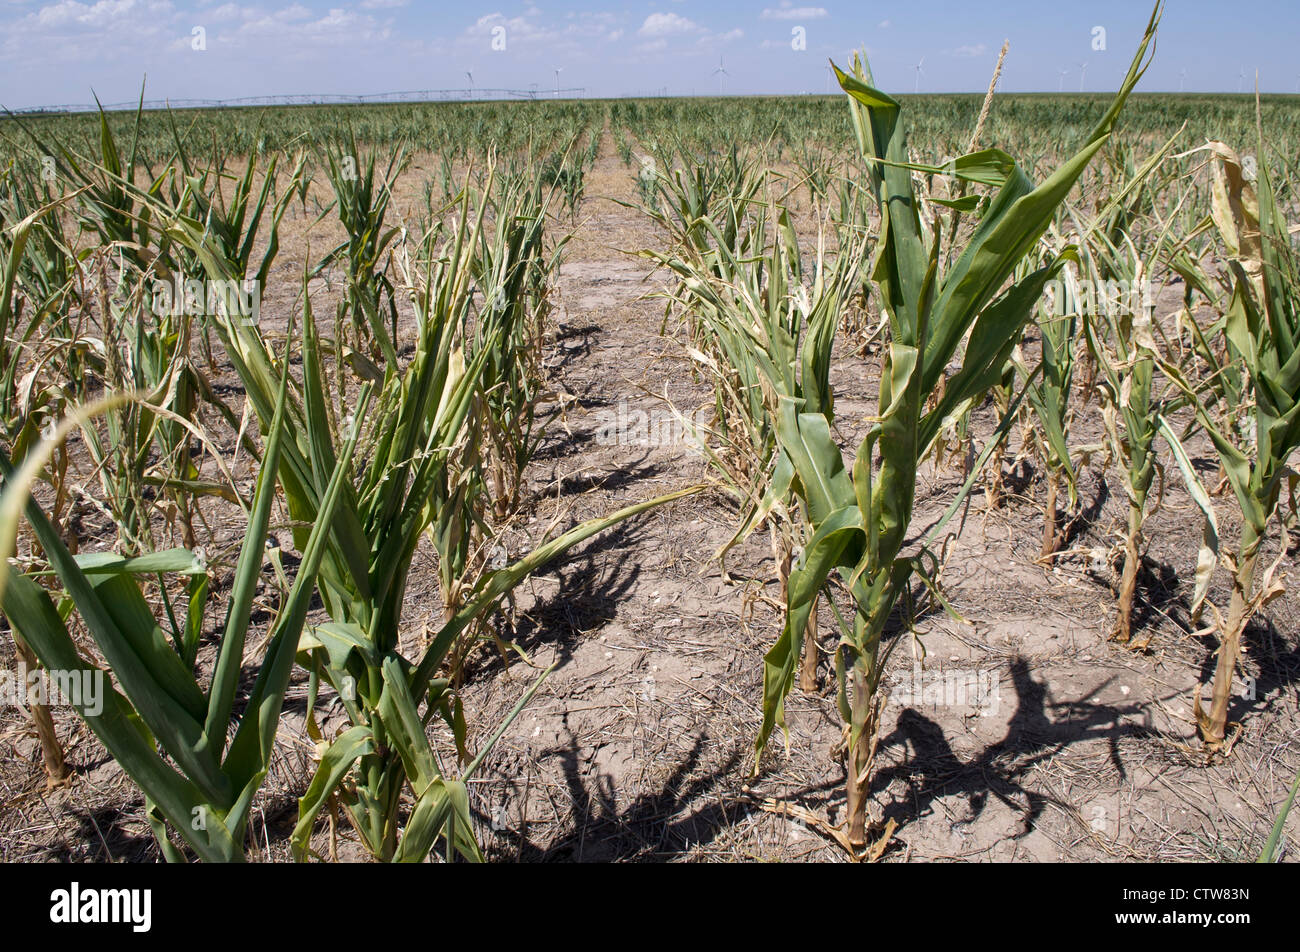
xmin=1 ymin=2 xmax=1298 ymax=864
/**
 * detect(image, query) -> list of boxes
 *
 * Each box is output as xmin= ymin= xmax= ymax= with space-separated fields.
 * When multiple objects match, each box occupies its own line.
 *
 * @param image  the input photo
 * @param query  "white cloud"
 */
xmin=37 ymin=0 xmax=156 ymax=28
xmin=760 ymin=5 xmax=828 ymax=20
xmin=205 ymin=4 xmax=246 ymax=23
xmin=457 ymin=8 xmax=623 ymax=59
xmin=638 ymin=12 xmax=698 ymax=36
xmin=948 ymin=43 xmax=987 ymax=57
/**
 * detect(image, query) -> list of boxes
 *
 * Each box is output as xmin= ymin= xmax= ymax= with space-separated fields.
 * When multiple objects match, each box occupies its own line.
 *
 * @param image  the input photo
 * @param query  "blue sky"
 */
xmin=1 ymin=1 xmax=1296 ymax=109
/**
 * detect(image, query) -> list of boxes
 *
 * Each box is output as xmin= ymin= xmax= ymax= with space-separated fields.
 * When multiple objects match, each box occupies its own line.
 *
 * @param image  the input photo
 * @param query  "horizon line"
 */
xmin=5 ymin=87 xmax=1295 ymax=117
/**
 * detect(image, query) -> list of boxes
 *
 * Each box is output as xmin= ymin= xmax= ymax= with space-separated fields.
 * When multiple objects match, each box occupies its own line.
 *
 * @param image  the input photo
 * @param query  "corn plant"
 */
xmin=647 ymin=201 xmax=867 ymax=692
xmin=831 ymin=170 xmax=881 ymax=352
xmin=286 ymin=284 xmax=698 ymax=860
xmin=1017 ymin=246 xmax=1086 ymax=559
xmin=538 ymin=136 xmax=590 ymax=221
xmin=1156 ymin=136 xmax=1300 ymax=751
xmin=1072 ymin=132 xmax=1194 ymax=644
xmin=471 ymin=166 xmax=567 ymax=521
xmin=793 ymin=143 xmax=833 ymax=207
xmin=0 ymin=359 xmax=360 ymax=861
xmin=642 ymin=205 xmax=780 ymax=520
xmin=0 ymin=169 xmax=82 ymax=430
xmin=0 ymin=190 xmax=76 ymax=786
xmin=315 ymin=136 xmax=405 ymax=367
xmin=632 ymin=140 xmax=765 ymax=291
xmin=147 ymin=162 xmax=701 ymax=859
xmin=755 ymin=8 xmax=1160 ymax=852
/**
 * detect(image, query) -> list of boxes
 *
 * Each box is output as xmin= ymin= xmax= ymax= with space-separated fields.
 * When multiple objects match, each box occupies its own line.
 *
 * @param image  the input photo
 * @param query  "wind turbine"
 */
xmin=913 ymin=56 xmax=925 ymax=93
xmin=1058 ymin=67 xmax=1069 ymax=92
xmin=713 ymin=55 xmax=729 ymax=95
xmin=1238 ymin=67 xmax=1246 ymax=93
xmin=465 ymin=70 xmax=474 ymax=98
xmin=553 ymin=66 xmax=563 ymax=98
xmin=1179 ymin=68 xmax=1187 ymax=93
xmin=1078 ymin=60 xmax=1089 ymax=92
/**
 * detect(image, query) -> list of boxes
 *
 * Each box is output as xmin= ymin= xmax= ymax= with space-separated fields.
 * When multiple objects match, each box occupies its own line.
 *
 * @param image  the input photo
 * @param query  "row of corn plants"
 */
xmin=628 ymin=6 xmax=1165 ymax=855
xmin=0 ymin=114 xmax=700 ymax=859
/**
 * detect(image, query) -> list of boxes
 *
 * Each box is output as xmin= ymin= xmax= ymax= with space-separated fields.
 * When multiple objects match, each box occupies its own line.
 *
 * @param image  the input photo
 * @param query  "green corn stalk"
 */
xmin=755 ymin=6 xmax=1161 ymax=851
xmin=1017 ymin=246 xmax=1084 ymax=560
xmin=0 ymin=352 xmax=362 ymax=862
xmin=1072 ymin=129 xmax=1194 ymax=644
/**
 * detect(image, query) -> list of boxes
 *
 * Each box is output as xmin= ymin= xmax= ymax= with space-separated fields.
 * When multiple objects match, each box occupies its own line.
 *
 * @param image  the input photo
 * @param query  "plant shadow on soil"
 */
xmin=871 ymin=658 xmax=1145 ymax=842
xmin=468 ymin=517 xmax=652 ymax=679
xmin=470 ymin=654 xmax=1184 ymax=861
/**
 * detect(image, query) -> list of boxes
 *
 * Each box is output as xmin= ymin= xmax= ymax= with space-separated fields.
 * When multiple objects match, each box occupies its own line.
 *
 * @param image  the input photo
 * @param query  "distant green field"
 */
xmin=3 ymin=93 xmax=1297 ymax=168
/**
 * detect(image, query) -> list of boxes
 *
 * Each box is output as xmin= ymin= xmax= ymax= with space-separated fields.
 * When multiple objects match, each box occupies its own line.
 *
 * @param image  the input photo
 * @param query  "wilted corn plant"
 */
xmin=633 ymin=142 xmax=772 ymax=522
xmin=15 ymin=108 xmax=303 ymax=540
xmin=634 ymin=141 xmax=769 ymax=485
xmin=316 ymin=135 xmax=405 ymax=367
xmin=632 ymin=139 xmax=765 ymax=328
xmin=471 ymin=165 xmax=567 ymax=521
xmin=1016 ymin=246 xmax=1085 ymax=560
xmin=538 ymin=134 xmax=595 ymax=221
xmin=0 ymin=354 xmax=361 ymax=861
xmin=1 ymin=126 xmax=234 ymax=781
xmin=755 ymin=8 xmax=1160 ymax=852
xmin=1155 ymin=136 xmax=1300 ymax=751
xmin=149 ymin=166 xmax=699 ymax=860
xmin=0 ymin=192 xmax=77 ymax=786
xmin=646 ymin=201 xmax=868 ymax=692
xmin=1071 ymin=131 xmax=1195 ymax=644
xmin=295 ymin=202 xmax=698 ymax=862
xmin=0 ymin=168 xmax=82 ymax=432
